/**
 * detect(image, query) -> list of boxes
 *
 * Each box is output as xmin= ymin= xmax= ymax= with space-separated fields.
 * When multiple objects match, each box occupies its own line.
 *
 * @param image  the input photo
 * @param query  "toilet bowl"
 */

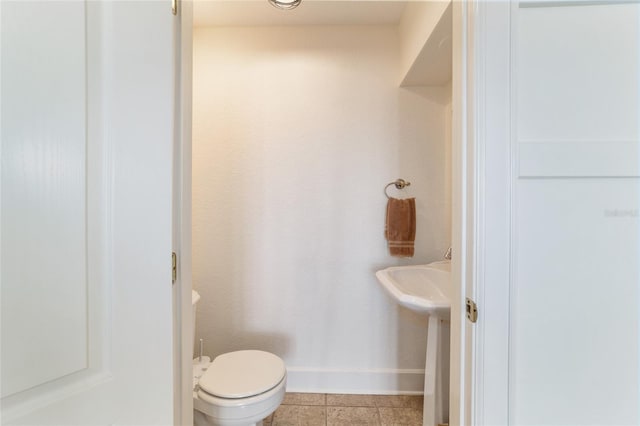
xmin=192 ymin=291 xmax=286 ymax=426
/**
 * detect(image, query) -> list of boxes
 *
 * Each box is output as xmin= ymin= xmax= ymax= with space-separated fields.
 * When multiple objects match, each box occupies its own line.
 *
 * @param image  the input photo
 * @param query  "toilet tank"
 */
xmin=191 ymin=290 xmax=201 ymax=358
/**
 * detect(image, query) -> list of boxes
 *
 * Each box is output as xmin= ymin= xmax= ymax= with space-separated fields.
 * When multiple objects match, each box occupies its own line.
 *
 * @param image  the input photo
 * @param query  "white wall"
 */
xmin=192 ymin=25 xmax=451 ymax=393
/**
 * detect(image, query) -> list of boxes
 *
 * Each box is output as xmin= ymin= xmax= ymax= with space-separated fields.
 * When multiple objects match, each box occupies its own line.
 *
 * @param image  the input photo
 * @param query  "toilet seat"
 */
xmin=196 ymin=374 xmax=285 ymax=409
xmin=198 ymin=350 xmax=286 ymax=399
xmin=193 ymin=350 xmax=287 ymax=425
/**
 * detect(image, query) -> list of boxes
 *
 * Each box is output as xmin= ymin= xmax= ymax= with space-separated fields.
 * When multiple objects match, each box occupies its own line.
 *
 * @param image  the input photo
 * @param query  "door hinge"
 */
xmin=171 ymin=0 xmax=178 ymax=15
xmin=466 ymin=297 xmax=478 ymax=323
xmin=172 ymin=252 xmax=178 ymax=284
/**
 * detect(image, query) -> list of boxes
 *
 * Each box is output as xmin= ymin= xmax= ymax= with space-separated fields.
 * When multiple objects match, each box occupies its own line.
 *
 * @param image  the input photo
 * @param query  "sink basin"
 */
xmin=375 ymin=261 xmax=451 ymax=317
xmin=375 ymin=260 xmax=452 ymax=426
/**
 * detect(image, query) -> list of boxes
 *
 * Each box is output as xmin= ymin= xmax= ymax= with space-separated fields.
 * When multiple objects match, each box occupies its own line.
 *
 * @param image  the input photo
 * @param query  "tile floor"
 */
xmin=264 ymin=393 xmax=424 ymax=426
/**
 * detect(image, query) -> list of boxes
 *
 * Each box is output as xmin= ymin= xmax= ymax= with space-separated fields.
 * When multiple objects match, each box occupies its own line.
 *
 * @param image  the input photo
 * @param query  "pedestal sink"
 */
xmin=375 ymin=261 xmax=451 ymax=426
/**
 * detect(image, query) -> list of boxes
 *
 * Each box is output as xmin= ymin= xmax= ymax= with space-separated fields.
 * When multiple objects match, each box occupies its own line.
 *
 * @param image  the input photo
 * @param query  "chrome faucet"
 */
xmin=444 ymin=247 xmax=452 ymax=260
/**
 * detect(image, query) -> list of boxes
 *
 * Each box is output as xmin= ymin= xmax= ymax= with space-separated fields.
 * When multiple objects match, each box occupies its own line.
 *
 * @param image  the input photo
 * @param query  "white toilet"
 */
xmin=192 ymin=290 xmax=287 ymax=426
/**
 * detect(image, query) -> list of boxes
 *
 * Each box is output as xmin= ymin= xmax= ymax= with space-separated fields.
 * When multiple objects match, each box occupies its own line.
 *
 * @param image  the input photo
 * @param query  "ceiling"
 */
xmin=193 ymin=1 xmax=409 ymax=28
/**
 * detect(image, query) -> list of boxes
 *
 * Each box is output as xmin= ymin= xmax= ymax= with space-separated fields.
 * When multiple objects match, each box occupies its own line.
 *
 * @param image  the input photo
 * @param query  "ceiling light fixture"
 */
xmin=268 ymin=0 xmax=301 ymax=10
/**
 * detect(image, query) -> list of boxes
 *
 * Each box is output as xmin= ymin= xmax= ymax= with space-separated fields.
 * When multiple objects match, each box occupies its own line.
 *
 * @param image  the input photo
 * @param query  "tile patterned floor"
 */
xmin=264 ymin=393 xmax=424 ymax=426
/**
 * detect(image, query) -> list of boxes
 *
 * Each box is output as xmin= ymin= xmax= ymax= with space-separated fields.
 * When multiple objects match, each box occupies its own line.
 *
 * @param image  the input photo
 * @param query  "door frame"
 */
xmin=174 ymin=1 xmax=486 ymax=424
xmin=463 ymin=1 xmax=514 ymax=425
xmin=174 ymin=1 xmax=194 ymax=425
xmin=472 ymin=1 xmax=514 ymax=425
xmin=454 ymin=1 xmax=515 ymax=425
xmin=450 ymin=1 xmax=473 ymax=424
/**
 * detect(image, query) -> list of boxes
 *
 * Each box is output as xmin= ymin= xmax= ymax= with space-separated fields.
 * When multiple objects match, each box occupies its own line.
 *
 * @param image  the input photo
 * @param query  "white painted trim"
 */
xmin=285 ymin=368 xmax=425 ymax=395
xmin=469 ymin=1 xmax=514 ymax=425
xmin=508 ymin=3 xmax=520 ymax=424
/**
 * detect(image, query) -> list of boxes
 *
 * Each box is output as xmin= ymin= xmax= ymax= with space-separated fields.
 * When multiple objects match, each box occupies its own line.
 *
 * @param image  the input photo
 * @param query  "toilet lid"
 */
xmin=198 ymin=350 xmax=286 ymax=399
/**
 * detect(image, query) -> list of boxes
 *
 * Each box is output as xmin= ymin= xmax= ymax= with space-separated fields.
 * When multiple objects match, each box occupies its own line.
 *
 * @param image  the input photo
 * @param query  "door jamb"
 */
xmin=173 ymin=1 xmax=194 ymax=425
xmin=450 ymin=1 xmax=474 ymax=424
xmin=467 ymin=2 xmax=514 ymax=425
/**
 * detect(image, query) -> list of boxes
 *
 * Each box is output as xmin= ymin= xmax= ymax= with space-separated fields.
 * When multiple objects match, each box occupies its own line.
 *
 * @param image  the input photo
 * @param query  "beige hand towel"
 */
xmin=385 ymin=197 xmax=416 ymax=257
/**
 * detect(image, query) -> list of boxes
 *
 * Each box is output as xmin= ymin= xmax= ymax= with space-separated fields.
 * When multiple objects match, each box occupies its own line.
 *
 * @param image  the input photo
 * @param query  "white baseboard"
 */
xmin=285 ymin=367 xmax=425 ymax=395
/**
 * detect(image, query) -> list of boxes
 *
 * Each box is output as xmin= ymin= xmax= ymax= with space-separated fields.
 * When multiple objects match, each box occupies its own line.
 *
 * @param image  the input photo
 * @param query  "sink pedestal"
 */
xmin=423 ymin=315 xmax=449 ymax=426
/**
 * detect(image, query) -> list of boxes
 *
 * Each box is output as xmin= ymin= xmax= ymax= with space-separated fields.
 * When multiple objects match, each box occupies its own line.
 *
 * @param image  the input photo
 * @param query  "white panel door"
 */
xmin=512 ymin=3 xmax=639 ymax=424
xmin=475 ymin=2 xmax=639 ymax=425
xmin=1 ymin=1 xmax=176 ymax=424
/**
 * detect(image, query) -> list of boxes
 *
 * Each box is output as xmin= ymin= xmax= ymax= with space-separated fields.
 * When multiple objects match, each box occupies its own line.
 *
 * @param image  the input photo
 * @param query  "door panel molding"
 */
xmin=518 ymin=140 xmax=640 ymax=177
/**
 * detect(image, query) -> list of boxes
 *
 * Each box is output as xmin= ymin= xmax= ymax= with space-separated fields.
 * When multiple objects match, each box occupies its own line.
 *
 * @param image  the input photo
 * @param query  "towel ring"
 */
xmin=384 ymin=179 xmax=411 ymax=199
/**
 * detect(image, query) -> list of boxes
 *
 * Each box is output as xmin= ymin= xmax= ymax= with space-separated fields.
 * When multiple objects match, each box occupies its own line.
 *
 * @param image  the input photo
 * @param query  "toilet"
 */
xmin=192 ymin=290 xmax=287 ymax=426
